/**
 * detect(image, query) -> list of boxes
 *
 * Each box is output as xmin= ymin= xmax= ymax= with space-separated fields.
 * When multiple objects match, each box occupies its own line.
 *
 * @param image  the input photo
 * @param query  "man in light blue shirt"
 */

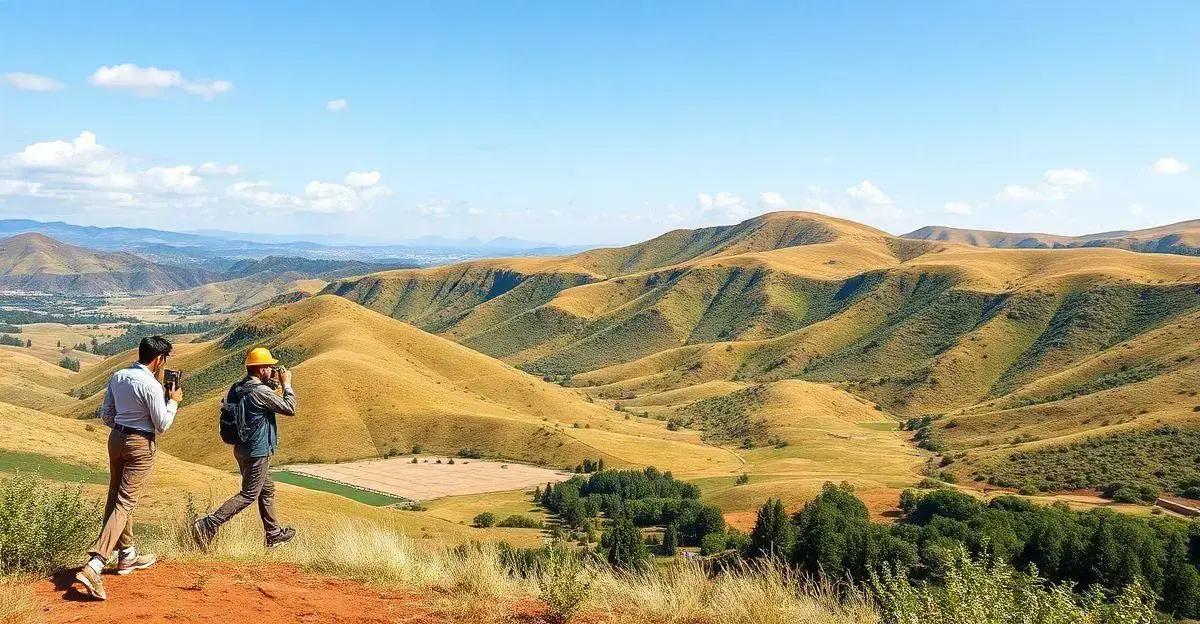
xmin=75 ymin=336 xmax=183 ymax=601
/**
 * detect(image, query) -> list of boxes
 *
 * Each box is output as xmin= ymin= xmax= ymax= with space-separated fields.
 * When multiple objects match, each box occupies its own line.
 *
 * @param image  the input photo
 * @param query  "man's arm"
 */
xmin=140 ymin=377 xmax=178 ymax=433
xmin=252 ymin=383 xmax=296 ymax=416
xmin=100 ymin=381 xmax=117 ymax=427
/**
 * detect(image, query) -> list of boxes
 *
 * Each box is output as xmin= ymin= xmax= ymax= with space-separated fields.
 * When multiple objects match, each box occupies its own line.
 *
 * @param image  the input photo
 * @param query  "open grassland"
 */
xmin=271 ymin=470 xmax=410 ymax=507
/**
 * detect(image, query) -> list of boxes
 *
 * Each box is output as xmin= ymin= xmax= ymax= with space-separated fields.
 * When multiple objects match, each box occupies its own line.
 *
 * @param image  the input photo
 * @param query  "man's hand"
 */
xmin=279 ymin=367 xmax=292 ymax=387
xmin=168 ymin=385 xmax=184 ymax=403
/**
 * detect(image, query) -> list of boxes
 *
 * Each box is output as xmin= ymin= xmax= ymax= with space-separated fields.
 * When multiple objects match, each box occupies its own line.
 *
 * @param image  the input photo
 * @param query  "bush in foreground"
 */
xmin=871 ymin=546 xmax=1158 ymax=624
xmin=0 ymin=472 xmax=98 ymax=574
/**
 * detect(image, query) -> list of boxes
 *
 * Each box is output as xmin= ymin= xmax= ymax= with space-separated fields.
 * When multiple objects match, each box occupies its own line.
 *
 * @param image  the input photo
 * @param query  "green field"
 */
xmin=0 ymin=450 xmax=107 ymax=484
xmin=272 ymin=470 xmax=411 ymax=507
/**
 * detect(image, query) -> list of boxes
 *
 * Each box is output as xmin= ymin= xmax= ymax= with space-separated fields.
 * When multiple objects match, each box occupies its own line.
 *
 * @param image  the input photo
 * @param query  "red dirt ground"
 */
xmin=34 ymin=561 xmax=545 ymax=624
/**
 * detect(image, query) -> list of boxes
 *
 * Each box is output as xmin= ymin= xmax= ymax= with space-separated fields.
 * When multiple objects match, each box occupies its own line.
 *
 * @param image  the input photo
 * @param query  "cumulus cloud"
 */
xmin=695 ymin=192 xmax=750 ymax=220
xmin=1152 ymin=157 xmax=1189 ymax=176
xmin=0 ymin=130 xmax=387 ymax=218
xmin=3 ymin=72 xmax=65 ymax=92
xmin=845 ymin=180 xmax=892 ymax=206
xmin=88 ymin=64 xmax=233 ymax=100
xmin=326 ymin=98 xmax=348 ymax=112
xmin=997 ymin=168 xmax=1093 ymax=202
xmin=943 ymin=201 xmax=972 ymax=215
xmin=758 ymin=192 xmax=788 ymax=209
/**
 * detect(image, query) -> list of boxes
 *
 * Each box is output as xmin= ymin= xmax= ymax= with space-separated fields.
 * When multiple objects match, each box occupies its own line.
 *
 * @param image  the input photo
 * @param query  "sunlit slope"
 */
xmin=0 ymin=402 xmax=482 ymax=543
xmin=122 ymin=295 xmax=740 ymax=475
xmin=0 ymin=233 xmax=211 ymax=294
xmin=904 ymin=218 xmax=1200 ymax=256
xmin=0 ymin=347 xmax=78 ymax=412
xmin=128 ymin=273 xmax=327 ymax=313
xmin=573 ymin=246 xmax=1200 ymax=419
xmin=584 ymin=377 xmax=921 ymax=512
xmin=322 ymin=212 xmax=910 ymax=365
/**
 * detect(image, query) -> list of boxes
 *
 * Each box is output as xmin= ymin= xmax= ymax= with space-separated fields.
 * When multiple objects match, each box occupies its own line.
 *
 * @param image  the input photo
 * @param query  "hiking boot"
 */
xmin=190 ymin=518 xmax=214 ymax=551
xmin=266 ymin=526 xmax=297 ymax=549
xmin=115 ymin=551 xmax=157 ymax=576
xmin=75 ymin=565 xmax=107 ymax=601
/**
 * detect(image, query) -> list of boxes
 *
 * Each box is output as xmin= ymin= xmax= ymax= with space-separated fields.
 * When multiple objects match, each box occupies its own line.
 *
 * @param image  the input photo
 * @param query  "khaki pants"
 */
xmin=205 ymin=446 xmax=280 ymax=536
xmin=89 ymin=430 xmax=156 ymax=560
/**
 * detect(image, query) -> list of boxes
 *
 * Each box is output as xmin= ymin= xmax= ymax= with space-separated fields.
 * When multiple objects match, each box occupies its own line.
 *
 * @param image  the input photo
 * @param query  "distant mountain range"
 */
xmin=0 ymin=219 xmax=588 ymax=267
xmin=903 ymin=219 xmax=1200 ymax=255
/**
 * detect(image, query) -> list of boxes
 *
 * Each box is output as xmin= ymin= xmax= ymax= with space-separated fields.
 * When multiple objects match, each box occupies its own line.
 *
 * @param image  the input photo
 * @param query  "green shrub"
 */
xmin=457 ymin=447 xmax=483 ymax=459
xmin=537 ymin=546 xmax=592 ymax=624
xmin=496 ymin=514 xmax=543 ymax=529
xmin=871 ymin=546 xmax=1158 ymax=624
xmin=700 ymin=531 xmax=728 ymax=556
xmin=473 ymin=512 xmax=497 ymax=528
xmin=0 ymin=473 xmax=99 ymax=574
xmin=58 ymin=357 xmax=81 ymax=372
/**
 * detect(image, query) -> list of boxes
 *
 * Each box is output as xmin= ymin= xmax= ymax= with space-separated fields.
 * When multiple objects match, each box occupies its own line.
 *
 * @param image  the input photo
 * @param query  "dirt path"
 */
xmin=34 ymin=561 xmax=457 ymax=624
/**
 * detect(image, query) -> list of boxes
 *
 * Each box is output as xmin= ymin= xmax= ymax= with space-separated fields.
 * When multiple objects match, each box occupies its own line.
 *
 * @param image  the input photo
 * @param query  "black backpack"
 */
xmin=218 ymin=386 xmax=252 ymax=445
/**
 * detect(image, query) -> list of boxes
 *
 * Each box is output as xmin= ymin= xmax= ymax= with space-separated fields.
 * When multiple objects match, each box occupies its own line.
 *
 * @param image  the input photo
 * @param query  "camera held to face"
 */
xmin=163 ymin=369 xmax=182 ymax=399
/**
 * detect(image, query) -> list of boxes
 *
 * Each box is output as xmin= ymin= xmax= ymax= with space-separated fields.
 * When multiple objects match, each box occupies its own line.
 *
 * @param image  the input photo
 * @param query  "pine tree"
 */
xmin=749 ymin=498 xmax=794 ymax=558
xmin=601 ymin=514 xmax=649 ymax=571
xmin=597 ymin=457 xmax=605 ymax=472
xmin=25 ymin=339 xmax=31 ymax=348
xmin=662 ymin=523 xmax=679 ymax=556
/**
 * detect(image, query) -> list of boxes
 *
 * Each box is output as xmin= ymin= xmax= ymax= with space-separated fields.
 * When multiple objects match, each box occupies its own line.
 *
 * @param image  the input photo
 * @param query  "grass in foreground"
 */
xmin=271 ymin=470 xmax=411 ymax=507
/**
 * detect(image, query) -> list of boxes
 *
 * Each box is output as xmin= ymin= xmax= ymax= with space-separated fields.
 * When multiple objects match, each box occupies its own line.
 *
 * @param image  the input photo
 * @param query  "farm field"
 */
xmin=283 ymin=456 xmax=574 ymax=501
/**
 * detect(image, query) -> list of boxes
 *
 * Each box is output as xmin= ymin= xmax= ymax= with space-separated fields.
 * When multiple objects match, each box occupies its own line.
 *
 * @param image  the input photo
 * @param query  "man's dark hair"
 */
xmin=138 ymin=336 xmax=172 ymax=364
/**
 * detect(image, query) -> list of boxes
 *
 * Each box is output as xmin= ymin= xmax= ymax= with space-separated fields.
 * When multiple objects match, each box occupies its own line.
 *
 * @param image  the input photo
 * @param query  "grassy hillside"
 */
xmin=904 ymin=218 xmax=1200 ymax=256
xmin=317 ymin=211 xmax=1200 ymax=499
xmin=0 ymin=233 xmax=214 ymax=295
xmin=126 ymin=273 xmax=327 ymax=313
xmin=64 ymin=295 xmax=742 ymax=479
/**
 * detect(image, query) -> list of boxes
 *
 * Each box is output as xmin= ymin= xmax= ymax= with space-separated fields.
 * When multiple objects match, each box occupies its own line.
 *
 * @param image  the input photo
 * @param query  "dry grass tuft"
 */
xmin=0 ymin=577 xmax=38 ymax=624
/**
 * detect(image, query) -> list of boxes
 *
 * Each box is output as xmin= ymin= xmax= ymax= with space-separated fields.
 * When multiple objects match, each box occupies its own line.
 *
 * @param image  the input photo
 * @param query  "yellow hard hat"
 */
xmin=245 ymin=347 xmax=279 ymax=367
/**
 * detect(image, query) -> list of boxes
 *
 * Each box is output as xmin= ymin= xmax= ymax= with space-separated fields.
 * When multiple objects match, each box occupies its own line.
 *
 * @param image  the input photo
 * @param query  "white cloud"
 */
xmin=1042 ymin=168 xmax=1090 ymax=188
xmin=943 ymin=201 xmax=972 ymax=215
xmin=226 ymin=181 xmax=301 ymax=209
xmin=997 ymin=168 xmax=1093 ymax=202
xmin=845 ymin=180 xmax=892 ymax=206
xmin=88 ymin=64 xmax=233 ymax=100
xmin=15 ymin=131 xmax=104 ymax=169
xmin=1152 ymin=157 xmax=1189 ymax=176
xmin=1 ymin=130 xmax=387 ymax=217
xmin=326 ymin=98 xmax=348 ymax=112
xmin=142 ymin=166 xmax=202 ymax=193
xmin=758 ymin=192 xmax=788 ymax=209
xmin=695 ymin=192 xmax=749 ymax=220
xmin=344 ymin=170 xmax=381 ymax=188
xmin=416 ymin=200 xmax=451 ymax=218
xmin=181 ymin=79 xmax=233 ymax=100
xmin=197 ymin=162 xmax=241 ymax=176
xmin=3 ymin=72 xmax=65 ymax=92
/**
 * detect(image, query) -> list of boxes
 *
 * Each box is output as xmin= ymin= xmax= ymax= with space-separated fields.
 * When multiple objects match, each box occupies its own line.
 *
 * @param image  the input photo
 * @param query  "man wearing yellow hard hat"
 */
xmin=190 ymin=347 xmax=298 ymax=549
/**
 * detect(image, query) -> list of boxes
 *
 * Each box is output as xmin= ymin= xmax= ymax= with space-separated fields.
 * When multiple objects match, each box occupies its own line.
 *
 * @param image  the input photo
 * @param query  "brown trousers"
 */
xmin=89 ymin=430 xmax=156 ymax=560
xmin=205 ymin=446 xmax=280 ymax=536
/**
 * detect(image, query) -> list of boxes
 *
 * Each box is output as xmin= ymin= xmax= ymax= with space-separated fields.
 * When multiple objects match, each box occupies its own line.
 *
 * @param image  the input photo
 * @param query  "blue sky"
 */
xmin=1 ymin=1 xmax=1197 ymax=245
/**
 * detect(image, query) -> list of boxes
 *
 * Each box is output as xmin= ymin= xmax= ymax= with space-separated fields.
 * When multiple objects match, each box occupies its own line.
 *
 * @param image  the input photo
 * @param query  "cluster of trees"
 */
xmin=0 ymin=334 xmax=29 ymax=347
xmin=536 ymin=468 xmax=731 ymax=569
xmin=92 ymin=320 xmax=223 ymax=356
xmin=571 ymin=457 xmax=605 ymax=473
xmin=58 ymin=357 xmax=80 ymax=372
xmin=745 ymin=482 xmax=1200 ymax=618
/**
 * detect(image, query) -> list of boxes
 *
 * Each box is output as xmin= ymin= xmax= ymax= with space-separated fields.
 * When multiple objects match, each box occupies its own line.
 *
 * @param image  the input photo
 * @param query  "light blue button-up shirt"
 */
xmin=100 ymin=363 xmax=178 ymax=434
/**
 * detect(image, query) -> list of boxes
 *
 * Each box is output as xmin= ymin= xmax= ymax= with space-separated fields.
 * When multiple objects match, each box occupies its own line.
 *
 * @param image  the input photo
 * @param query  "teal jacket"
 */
xmin=224 ymin=376 xmax=296 ymax=457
